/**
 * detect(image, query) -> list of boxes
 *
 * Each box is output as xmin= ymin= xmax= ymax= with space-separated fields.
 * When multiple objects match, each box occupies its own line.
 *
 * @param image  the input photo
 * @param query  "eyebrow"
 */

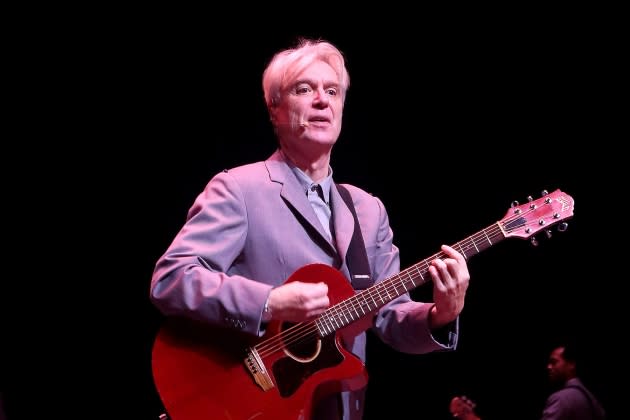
xmin=293 ymin=77 xmax=340 ymax=88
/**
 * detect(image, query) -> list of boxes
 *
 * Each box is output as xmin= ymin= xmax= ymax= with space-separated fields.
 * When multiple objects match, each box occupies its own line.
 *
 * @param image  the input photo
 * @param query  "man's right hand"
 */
xmin=267 ymin=281 xmax=329 ymax=322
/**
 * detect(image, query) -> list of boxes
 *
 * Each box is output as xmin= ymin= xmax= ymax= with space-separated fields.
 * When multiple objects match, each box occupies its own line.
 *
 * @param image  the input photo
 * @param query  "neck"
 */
xmin=280 ymin=146 xmax=331 ymax=182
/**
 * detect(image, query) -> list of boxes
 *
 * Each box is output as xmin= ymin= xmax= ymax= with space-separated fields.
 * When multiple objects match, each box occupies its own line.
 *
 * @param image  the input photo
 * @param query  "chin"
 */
xmin=301 ymin=130 xmax=330 ymax=140
xmin=308 ymin=129 xmax=340 ymax=142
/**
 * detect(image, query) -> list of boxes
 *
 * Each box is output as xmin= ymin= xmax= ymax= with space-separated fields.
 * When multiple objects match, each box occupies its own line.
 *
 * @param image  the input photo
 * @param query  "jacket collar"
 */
xmin=265 ymin=149 xmax=353 ymax=263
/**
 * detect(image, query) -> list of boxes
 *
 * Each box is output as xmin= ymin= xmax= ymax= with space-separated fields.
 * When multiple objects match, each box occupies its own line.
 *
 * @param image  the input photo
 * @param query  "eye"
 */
xmin=326 ymin=88 xmax=338 ymax=96
xmin=295 ymin=84 xmax=312 ymax=95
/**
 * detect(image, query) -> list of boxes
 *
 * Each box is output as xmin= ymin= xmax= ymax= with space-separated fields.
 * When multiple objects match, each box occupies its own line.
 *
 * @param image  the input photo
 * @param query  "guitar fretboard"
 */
xmin=315 ymin=220 xmax=513 ymax=336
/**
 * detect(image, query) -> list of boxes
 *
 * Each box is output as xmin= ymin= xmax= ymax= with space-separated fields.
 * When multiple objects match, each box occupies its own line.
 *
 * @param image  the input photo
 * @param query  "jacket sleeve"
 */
xmin=150 ymin=170 xmax=272 ymax=336
xmin=368 ymin=195 xmax=459 ymax=354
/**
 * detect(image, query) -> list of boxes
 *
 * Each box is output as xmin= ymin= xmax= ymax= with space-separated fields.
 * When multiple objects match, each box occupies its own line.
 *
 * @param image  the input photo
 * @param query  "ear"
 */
xmin=269 ymin=106 xmax=278 ymax=126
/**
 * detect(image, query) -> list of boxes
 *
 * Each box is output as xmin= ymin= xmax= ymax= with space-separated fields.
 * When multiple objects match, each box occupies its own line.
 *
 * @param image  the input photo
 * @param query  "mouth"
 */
xmin=305 ymin=117 xmax=331 ymax=128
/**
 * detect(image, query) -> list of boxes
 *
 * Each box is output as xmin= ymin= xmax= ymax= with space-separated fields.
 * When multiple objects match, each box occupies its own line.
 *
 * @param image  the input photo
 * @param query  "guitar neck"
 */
xmin=316 ymin=222 xmax=505 ymax=336
xmin=315 ymin=188 xmax=575 ymax=336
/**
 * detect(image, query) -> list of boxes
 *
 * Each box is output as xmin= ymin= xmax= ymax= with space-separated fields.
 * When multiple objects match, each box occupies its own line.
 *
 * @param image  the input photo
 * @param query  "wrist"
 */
xmin=429 ymin=304 xmax=449 ymax=330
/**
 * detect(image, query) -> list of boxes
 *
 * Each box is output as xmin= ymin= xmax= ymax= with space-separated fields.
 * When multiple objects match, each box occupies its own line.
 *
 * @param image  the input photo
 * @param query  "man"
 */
xmin=541 ymin=344 xmax=606 ymax=419
xmin=150 ymin=38 xmax=470 ymax=420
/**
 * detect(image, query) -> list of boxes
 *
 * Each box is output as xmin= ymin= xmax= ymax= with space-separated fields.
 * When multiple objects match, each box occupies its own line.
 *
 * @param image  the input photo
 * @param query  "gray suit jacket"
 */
xmin=151 ymin=149 xmax=458 ymax=419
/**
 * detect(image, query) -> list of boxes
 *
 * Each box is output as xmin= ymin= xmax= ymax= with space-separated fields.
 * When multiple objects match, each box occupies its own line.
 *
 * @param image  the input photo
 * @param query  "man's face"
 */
xmin=272 ymin=60 xmax=343 ymax=151
xmin=547 ymin=347 xmax=573 ymax=384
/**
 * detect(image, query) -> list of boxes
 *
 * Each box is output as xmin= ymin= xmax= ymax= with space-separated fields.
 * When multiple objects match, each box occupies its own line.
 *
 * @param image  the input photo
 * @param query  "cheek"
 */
xmin=289 ymin=112 xmax=303 ymax=128
xmin=333 ymin=103 xmax=344 ymax=122
xmin=334 ymin=113 xmax=343 ymax=131
xmin=287 ymin=103 xmax=307 ymax=122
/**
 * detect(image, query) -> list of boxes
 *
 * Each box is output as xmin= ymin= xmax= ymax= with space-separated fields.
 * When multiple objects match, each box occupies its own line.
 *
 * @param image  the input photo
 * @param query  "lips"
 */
xmin=306 ymin=117 xmax=331 ymax=126
xmin=308 ymin=120 xmax=330 ymax=126
xmin=308 ymin=116 xmax=331 ymax=123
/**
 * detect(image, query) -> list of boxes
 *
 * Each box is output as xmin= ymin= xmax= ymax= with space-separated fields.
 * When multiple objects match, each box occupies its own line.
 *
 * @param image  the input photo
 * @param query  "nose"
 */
xmin=313 ymin=88 xmax=330 ymax=107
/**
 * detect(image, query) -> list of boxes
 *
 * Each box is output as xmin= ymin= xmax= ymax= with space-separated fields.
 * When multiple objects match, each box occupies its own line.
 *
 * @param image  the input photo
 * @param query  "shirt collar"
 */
xmin=279 ymin=149 xmax=334 ymax=202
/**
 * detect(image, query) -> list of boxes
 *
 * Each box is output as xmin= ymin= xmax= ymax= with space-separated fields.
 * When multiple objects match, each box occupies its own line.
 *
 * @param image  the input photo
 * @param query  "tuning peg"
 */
xmin=527 ymin=196 xmax=533 ymax=202
xmin=558 ymin=222 xmax=568 ymax=232
xmin=541 ymin=190 xmax=549 ymax=196
xmin=511 ymin=200 xmax=522 ymax=214
xmin=531 ymin=236 xmax=539 ymax=247
xmin=545 ymin=230 xmax=552 ymax=239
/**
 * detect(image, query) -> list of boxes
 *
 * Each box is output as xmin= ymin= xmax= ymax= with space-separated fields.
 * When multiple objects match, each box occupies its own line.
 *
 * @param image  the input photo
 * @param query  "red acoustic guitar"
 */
xmin=152 ymin=189 xmax=574 ymax=420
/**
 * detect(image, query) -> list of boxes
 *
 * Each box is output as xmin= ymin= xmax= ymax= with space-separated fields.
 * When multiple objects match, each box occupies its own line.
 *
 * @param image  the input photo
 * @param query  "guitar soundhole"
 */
xmin=273 ymin=333 xmax=343 ymax=397
xmin=281 ymin=322 xmax=320 ymax=361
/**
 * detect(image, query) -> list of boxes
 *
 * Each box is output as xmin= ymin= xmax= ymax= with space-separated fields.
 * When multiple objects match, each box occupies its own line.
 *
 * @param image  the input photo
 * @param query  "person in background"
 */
xmin=150 ymin=37 xmax=471 ymax=420
xmin=541 ymin=343 xmax=606 ymax=420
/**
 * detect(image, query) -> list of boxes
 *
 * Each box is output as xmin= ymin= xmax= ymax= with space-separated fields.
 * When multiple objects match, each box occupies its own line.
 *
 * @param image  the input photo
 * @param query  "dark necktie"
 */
xmin=311 ymin=184 xmax=327 ymax=204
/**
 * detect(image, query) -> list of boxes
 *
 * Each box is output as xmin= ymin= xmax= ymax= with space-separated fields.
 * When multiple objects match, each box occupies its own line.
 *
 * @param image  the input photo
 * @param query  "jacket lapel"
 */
xmin=330 ymin=183 xmax=354 ymax=270
xmin=265 ymin=151 xmax=337 ymax=253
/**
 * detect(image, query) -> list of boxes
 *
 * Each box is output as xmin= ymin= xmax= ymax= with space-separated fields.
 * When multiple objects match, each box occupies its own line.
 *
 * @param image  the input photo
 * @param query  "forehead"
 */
xmin=292 ymin=60 xmax=339 ymax=85
xmin=550 ymin=348 xmax=564 ymax=360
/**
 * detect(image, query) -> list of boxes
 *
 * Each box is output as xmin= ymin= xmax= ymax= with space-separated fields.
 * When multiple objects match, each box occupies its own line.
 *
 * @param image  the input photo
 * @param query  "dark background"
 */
xmin=2 ymin=12 xmax=621 ymax=420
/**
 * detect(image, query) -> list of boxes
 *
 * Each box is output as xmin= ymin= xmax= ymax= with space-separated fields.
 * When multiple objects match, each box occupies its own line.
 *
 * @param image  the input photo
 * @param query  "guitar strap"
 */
xmin=335 ymin=183 xmax=372 ymax=290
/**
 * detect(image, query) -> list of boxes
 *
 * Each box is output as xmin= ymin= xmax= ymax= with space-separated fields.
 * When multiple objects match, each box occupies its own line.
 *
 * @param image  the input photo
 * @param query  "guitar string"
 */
xmin=255 ymin=215 xmax=533 ymax=357
xmin=255 ymin=205 xmax=551 ymax=356
xmin=325 ymin=200 xmax=565 ymax=327
xmin=253 ymin=223 xmax=506 ymax=357
xmin=255 ymin=200 xmax=564 ymax=357
xmin=254 ymin=222 xmax=509 ymax=357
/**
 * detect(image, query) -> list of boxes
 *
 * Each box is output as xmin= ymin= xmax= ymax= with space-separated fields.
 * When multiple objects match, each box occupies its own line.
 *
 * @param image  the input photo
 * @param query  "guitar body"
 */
xmin=152 ymin=263 xmax=369 ymax=420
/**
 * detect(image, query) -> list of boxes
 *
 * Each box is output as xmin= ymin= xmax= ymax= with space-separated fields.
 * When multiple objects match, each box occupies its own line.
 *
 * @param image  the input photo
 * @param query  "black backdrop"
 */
xmin=2 ymin=16 xmax=621 ymax=420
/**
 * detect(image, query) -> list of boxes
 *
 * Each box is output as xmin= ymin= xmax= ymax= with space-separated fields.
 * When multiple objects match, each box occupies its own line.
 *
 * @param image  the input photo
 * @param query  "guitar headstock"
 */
xmin=449 ymin=395 xmax=477 ymax=418
xmin=500 ymin=189 xmax=574 ymax=242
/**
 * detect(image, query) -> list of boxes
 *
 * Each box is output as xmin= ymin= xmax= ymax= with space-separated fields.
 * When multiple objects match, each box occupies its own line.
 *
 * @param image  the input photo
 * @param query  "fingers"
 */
xmin=430 ymin=245 xmax=470 ymax=290
xmin=280 ymin=281 xmax=328 ymax=298
xmin=303 ymin=282 xmax=330 ymax=316
xmin=308 ymin=282 xmax=329 ymax=299
xmin=441 ymin=244 xmax=465 ymax=263
xmin=273 ymin=281 xmax=330 ymax=321
xmin=428 ymin=260 xmax=449 ymax=292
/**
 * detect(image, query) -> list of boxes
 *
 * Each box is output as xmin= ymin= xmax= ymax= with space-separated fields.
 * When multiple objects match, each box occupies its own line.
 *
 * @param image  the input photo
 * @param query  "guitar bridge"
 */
xmin=244 ymin=347 xmax=274 ymax=391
